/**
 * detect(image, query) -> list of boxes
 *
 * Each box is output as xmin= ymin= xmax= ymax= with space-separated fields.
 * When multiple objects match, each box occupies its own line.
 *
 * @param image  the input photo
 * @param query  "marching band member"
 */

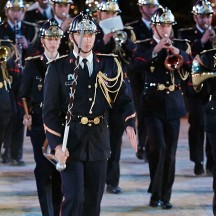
xmin=131 ymin=6 xmax=192 ymax=209
xmin=191 ymin=49 xmax=216 ymax=216
xmin=19 ymin=20 xmax=63 ymax=216
xmin=126 ymin=0 xmax=160 ymax=160
xmin=178 ymin=0 xmax=215 ymax=176
xmin=94 ymin=0 xmax=136 ymax=194
xmin=0 ymin=0 xmax=36 ymax=166
xmin=43 ymin=12 xmax=137 ymax=216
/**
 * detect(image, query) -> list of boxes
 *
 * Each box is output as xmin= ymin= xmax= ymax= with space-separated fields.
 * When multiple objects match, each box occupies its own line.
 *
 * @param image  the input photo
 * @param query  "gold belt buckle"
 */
xmin=81 ymin=117 xmax=88 ymax=125
xmin=0 ymin=82 xmax=3 ymax=89
xmin=93 ymin=117 xmax=100 ymax=124
xmin=168 ymin=85 xmax=175 ymax=91
xmin=157 ymin=84 xmax=165 ymax=91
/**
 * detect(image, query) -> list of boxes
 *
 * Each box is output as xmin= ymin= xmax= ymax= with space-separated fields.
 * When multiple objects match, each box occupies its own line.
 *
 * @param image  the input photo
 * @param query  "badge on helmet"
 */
xmin=39 ymin=19 xmax=64 ymax=38
xmin=137 ymin=0 xmax=160 ymax=6
xmin=192 ymin=0 xmax=214 ymax=15
xmin=151 ymin=6 xmax=176 ymax=25
xmin=5 ymin=0 xmax=25 ymax=9
xmin=97 ymin=0 xmax=121 ymax=13
xmin=50 ymin=0 xmax=73 ymax=4
xmin=69 ymin=12 xmax=98 ymax=34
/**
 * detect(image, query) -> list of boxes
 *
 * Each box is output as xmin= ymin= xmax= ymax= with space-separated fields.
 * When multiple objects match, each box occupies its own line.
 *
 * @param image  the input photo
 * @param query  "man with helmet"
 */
xmin=126 ymin=0 xmax=160 ymax=161
xmin=0 ymin=0 xmax=37 ymax=166
xmin=51 ymin=0 xmax=74 ymax=55
xmin=19 ymin=19 xmax=64 ymax=216
xmin=178 ymin=0 xmax=215 ymax=176
xmin=131 ymin=6 xmax=192 ymax=209
xmin=93 ymin=0 xmax=136 ymax=194
xmin=43 ymin=12 xmax=137 ymax=216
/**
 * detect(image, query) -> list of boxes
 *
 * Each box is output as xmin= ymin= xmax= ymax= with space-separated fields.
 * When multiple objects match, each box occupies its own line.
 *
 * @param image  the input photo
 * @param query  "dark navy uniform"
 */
xmin=178 ymin=26 xmax=214 ymax=174
xmin=19 ymin=54 xmax=62 ymax=216
xmin=24 ymin=7 xmax=54 ymax=23
xmin=94 ymin=25 xmax=136 ymax=192
xmin=43 ymin=52 xmax=136 ymax=216
xmin=0 ymin=20 xmax=36 ymax=164
xmin=191 ymin=49 xmax=216 ymax=215
xmin=131 ymin=38 xmax=192 ymax=204
xmin=0 ymin=20 xmax=37 ymax=60
xmin=0 ymin=57 xmax=20 ymax=162
xmin=126 ymin=18 xmax=153 ymax=159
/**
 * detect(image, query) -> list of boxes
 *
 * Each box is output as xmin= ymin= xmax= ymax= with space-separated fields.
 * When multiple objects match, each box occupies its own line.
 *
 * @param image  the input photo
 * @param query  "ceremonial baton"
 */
xmin=22 ymin=98 xmax=32 ymax=130
xmin=56 ymin=23 xmax=85 ymax=171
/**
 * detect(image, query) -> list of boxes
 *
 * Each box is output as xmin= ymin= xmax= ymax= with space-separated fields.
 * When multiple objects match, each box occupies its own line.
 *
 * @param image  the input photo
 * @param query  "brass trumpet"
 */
xmin=164 ymin=35 xmax=184 ymax=71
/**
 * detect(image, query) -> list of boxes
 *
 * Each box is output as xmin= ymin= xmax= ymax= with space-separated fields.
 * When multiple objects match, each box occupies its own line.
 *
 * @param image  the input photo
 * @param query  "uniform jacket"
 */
xmin=19 ymin=54 xmax=48 ymax=127
xmin=125 ymin=18 xmax=152 ymax=41
xmin=43 ymin=52 xmax=136 ymax=161
xmin=178 ymin=26 xmax=215 ymax=57
xmin=0 ymin=20 xmax=37 ymax=61
xmin=24 ymin=8 xmax=54 ymax=23
xmin=193 ymin=49 xmax=216 ymax=132
xmin=131 ymin=38 xmax=192 ymax=119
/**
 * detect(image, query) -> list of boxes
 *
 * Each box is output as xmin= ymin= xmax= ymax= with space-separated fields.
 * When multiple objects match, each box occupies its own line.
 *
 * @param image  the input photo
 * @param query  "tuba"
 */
xmin=192 ymin=50 xmax=216 ymax=92
xmin=164 ymin=34 xmax=184 ymax=71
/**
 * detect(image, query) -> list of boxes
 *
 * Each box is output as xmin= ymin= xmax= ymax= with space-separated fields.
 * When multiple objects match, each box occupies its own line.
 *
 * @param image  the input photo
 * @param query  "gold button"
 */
xmin=89 ymin=111 xmax=92 ymax=114
xmin=166 ymin=81 xmax=169 ymax=84
xmin=88 ymin=123 xmax=92 ymax=127
xmin=89 ymin=98 xmax=92 ymax=101
xmin=211 ymin=107 xmax=214 ymax=110
xmin=166 ymin=91 xmax=170 ymax=94
xmin=88 ymin=85 xmax=91 ymax=88
xmin=0 ymin=82 xmax=3 ymax=88
xmin=166 ymin=71 xmax=169 ymax=74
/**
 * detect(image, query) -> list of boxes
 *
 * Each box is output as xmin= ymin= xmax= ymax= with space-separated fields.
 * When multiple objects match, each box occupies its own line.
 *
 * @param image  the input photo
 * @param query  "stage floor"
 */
xmin=0 ymin=117 xmax=213 ymax=216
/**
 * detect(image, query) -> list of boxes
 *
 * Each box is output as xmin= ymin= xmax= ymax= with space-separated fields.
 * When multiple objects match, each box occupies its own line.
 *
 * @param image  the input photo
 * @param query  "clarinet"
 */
xmin=14 ymin=20 xmax=23 ymax=71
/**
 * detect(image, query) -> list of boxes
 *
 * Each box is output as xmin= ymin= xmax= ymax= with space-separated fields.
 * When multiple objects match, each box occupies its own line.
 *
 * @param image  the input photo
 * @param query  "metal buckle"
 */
xmin=168 ymin=85 xmax=175 ymax=91
xmin=157 ymin=84 xmax=165 ymax=91
xmin=81 ymin=117 xmax=88 ymax=125
xmin=93 ymin=117 xmax=100 ymax=124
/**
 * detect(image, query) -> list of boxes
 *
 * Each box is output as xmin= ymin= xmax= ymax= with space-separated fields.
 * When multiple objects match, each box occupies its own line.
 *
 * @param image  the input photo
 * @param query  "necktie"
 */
xmin=82 ymin=58 xmax=90 ymax=78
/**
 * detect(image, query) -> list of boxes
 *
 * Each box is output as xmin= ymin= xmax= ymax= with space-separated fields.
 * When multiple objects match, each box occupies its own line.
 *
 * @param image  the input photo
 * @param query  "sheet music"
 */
xmin=99 ymin=15 xmax=124 ymax=34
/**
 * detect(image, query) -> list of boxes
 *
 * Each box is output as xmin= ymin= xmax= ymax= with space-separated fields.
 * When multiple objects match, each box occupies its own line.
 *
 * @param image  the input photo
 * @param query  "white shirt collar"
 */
xmin=44 ymin=52 xmax=59 ymax=63
xmin=142 ymin=17 xmax=151 ymax=30
xmin=196 ymin=24 xmax=205 ymax=34
xmin=73 ymin=50 xmax=93 ymax=76
xmin=54 ymin=15 xmax=63 ymax=26
xmin=153 ymin=35 xmax=160 ymax=43
xmin=7 ymin=19 xmax=21 ymax=31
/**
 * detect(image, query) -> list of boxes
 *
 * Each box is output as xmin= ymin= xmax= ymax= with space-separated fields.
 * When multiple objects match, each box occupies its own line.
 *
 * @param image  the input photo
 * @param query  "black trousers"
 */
xmin=60 ymin=159 xmax=107 ymax=216
xmin=187 ymin=96 xmax=213 ymax=165
xmin=145 ymin=116 xmax=180 ymax=202
xmin=106 ymin=109 xmax=124 ymax=187
xmin=30 ymin=126 xmax=62 ymax=216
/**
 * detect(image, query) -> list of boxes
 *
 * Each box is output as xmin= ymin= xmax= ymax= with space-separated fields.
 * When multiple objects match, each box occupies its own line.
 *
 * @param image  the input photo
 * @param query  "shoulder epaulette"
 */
xmin=25 ymin=55 xmax=41 ymax=61
xmin=96 ymin=53 xmax=118 ymax=57
xmin=22 ymin=21 xmax=38 ymax=27
xmin=135 ymin=38 xmax=152 ymax=44
xmin=178 ymin=27 xmax=193 ymax=32
xmin=173 ymin=38 xmax=191 ymax=43
xmin=47 ymin=54 xmax=68 ymax=64
xmin=125 ymin=20 xmax=139 ymax=26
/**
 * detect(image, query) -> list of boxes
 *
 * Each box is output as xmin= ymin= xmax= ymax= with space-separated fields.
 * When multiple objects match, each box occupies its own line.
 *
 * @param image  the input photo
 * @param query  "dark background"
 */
xmin=0 ymin=0 xmax=198 ymax=30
